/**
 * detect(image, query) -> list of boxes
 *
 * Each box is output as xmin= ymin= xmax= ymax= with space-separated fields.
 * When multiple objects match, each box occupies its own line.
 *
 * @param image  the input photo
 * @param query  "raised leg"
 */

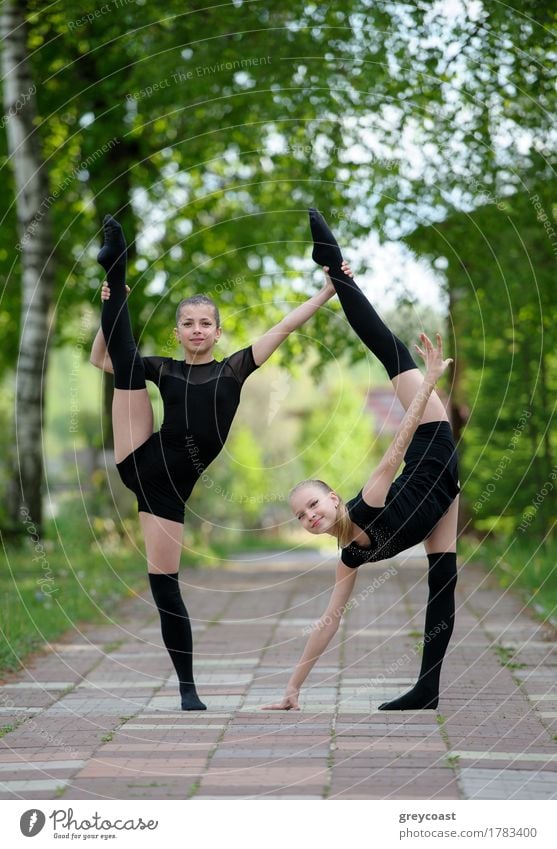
xmin=140 ymin=512 xmax=206 ymax=711
xmin=111 ymin=389 xmax=153 ymax=464
xmin=391 ymin=369 xmax=449 ymax=423
xmin=309 ymin=209 xmax=450 ymax=424
xmin=97 ymin=214 xmax=154 ymax=462
xmin=309 ymin=208 xmax=416 ymax=377
xmin=378 ymin=496 xmax=459 ymax=711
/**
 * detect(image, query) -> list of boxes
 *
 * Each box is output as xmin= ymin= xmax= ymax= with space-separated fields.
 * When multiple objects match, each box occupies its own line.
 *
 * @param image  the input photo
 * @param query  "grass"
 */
xmin=0 ymin=504 xmax=297 ymax=680
xmin=494 ymin=645 xmax=527 ymax=670
xmin=187 ymin=780 xmax=201 ymax=799
xmin=0 ymin=518 xmax=148 ymax=677
xmin=459 ymin=534 xmax=557 ymax=628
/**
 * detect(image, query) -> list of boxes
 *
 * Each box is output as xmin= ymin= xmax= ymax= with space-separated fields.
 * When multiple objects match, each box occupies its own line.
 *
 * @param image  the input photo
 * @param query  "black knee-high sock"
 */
xmin=379 ymin=552 xmax=457 ymax=710
xmin=97 ymin=215 xmax=145 ymax=390
xmin=148 ymin=572 xmax=207 ymax=711
xmin=308 ymin=208 xmax=415 ymax=379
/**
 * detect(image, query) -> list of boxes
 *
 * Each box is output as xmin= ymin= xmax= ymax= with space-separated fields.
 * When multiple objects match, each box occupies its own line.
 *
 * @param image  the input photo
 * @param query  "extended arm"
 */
xmin=362 ymin=333 xmax=453 ymax=507
xmin=250 ymin=267 xmax=342 ymax=367
xmin=263 ymin=561 xmax=358 ymax=710
xmin=90 ymin=281 xmax=129 ymax=373
xmin=90 ymin=325 xmax=114 ymax=373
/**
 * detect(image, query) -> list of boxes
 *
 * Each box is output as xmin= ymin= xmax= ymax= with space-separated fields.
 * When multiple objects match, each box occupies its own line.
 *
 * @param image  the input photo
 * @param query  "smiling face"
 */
xmin=290 ymin=483 xmax=340 ymax=536
xmin=174 ymin=303 xmax=222 ymax=362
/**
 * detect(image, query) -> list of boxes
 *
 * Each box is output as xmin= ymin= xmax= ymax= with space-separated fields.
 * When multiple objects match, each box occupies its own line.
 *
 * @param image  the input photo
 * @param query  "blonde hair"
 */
xmin=289 ymin=479 xmax=354 ymax=548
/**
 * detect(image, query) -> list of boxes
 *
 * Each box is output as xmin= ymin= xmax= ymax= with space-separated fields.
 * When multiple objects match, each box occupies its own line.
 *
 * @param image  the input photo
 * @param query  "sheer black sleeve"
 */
xmin=142 ymin=356 xmax=169 ymax=384
xmin=224 ymin=347 xmax=259 ymax=385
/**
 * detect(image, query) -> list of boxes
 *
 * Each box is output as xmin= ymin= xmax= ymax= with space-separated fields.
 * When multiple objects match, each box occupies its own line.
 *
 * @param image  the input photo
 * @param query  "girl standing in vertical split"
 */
xmin=91 ymin=214 xmax=336 ymax=710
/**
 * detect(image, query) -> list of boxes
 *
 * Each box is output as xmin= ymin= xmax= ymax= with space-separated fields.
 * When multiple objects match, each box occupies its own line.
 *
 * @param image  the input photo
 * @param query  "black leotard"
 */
xmin=116 ymin=347 xmax=258 ymax=523
xmin=341 ymin=421 xmax=460 ymax=567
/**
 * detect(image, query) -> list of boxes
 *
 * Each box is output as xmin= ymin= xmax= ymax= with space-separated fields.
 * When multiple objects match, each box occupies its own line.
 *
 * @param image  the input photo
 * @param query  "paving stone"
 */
xmin=459 ymin=767 xmax=557 ymax=799
xmin=1 ymin=553 xmax=555 ymax=800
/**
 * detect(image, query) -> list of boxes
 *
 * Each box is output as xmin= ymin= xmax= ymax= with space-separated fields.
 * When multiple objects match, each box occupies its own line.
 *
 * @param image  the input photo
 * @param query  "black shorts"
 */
xmin=401 ymin=420 xmax=460 ymax=511
xmin=116 ymin=435 xmax=198 ymax=524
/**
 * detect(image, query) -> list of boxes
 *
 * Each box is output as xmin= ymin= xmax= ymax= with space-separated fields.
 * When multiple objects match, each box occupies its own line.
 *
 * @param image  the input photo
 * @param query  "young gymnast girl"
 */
xmin=266 ymin=209 xmax=460 ymax=712
xmin=91 ymin=214 xmax=336 ymax=710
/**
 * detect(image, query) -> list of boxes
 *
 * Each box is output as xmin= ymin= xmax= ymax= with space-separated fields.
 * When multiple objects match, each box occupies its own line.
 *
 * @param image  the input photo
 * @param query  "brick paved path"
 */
xmin=1 ymin=547 xmax=556 ymax=800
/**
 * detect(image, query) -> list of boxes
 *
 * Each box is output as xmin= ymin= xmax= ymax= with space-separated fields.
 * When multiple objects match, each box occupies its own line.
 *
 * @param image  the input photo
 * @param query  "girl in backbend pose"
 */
xmin=266 ymin=209 xmax=460 ymax=712
xmin=91 ymin=214 xmax=336 ymax=711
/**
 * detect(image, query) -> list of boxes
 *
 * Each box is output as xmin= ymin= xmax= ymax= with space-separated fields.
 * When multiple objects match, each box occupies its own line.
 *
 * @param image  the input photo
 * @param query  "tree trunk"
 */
xmin=1 ymin=0 xmax=54 ymax=534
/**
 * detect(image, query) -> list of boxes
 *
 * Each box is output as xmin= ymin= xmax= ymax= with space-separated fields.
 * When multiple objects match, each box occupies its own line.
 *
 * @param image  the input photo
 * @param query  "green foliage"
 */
xmin=1 ymin=0 xmax=382 ymax=380
xmin=3 ymin=0 xmax=557 ymax=561
xmin=406 ymin=182 xmax=557 ymax=535
xmin=0 ymin=528 xmax=142 ymax=674
xmin=296 ymin=364 xmax=384 ymax=498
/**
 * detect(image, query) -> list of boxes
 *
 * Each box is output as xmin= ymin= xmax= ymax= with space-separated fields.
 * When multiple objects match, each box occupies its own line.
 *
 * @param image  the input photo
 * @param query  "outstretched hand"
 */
xmin=415 ymin=332 xmax=453 ymax=383
xmin=261 ymin=692 xmax=300 ymax=711
xmin=101 ymin=280 xmax=130 ymax=300
xmin=322 ymin=259 xmax=353 ymax=297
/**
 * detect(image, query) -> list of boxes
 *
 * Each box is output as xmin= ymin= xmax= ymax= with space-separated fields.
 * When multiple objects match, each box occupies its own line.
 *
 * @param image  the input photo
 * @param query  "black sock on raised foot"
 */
xmin=97 ymin=214 xmax=127 ymax=283
xmin=308 ymin=207 xmax=344 ymax=268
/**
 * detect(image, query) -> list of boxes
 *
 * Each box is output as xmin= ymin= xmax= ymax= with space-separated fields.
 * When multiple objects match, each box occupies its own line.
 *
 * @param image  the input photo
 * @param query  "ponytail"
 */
xmin=334 ymin=493 xmax=354 ymax=548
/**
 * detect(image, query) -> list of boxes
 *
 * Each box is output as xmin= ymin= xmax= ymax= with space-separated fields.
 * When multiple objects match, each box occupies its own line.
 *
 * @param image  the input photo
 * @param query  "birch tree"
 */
xmin=1 ymin=0 xmax=54 ymax=532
